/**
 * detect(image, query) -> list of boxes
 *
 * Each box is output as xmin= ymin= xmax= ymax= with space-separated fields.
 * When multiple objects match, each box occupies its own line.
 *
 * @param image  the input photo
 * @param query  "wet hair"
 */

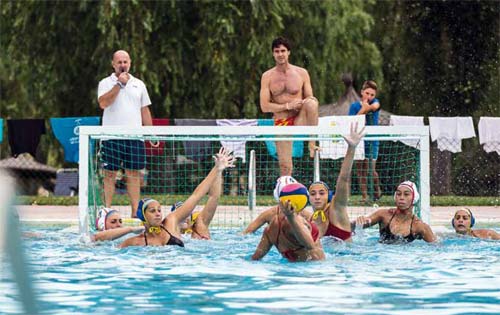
xmin=271 ymin=37 xmax=291 ymax=51
xmin=362 ymin=80 xmax=378 ymax=91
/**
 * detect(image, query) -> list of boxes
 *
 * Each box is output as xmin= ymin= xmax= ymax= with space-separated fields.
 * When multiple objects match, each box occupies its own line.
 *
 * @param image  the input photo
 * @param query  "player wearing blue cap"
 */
xmin=452 ymin=208 xmax=500 ymax=240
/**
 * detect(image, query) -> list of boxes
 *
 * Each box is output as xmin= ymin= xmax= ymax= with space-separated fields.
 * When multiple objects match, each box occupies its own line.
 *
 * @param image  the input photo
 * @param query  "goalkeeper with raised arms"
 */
xmin=119 ymin=148 xmax=235 ymax=248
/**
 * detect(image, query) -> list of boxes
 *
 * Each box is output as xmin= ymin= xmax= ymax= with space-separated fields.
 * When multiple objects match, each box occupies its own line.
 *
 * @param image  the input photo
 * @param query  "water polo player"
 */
xmin=91 ymin=207 xmax=144 ymax=242
xmin=355 ymin=181 xmax=436 ymax=243
xmin=252 ymin=181 xmax=325 ymax=262
xmin=119 ymin=147 xmax=235 ymax=247
xmin=170 ymin=166 xmax=222 ymax=240
xmin=243 ymin=175 xmax=313 ymax=235
xmin=309 ymin=122 xmax=365 ymax=241
xmin=452 ymin=208 xmax=500 ymax=240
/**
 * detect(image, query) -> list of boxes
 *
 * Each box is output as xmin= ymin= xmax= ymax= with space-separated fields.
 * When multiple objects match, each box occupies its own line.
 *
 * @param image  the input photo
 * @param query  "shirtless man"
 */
xmin=260 ymin=36 xmax=319 ymax=176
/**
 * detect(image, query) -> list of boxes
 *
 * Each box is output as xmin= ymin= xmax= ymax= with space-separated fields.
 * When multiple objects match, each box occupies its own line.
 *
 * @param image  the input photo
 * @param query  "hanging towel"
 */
xmin=216 ymin=119 xmax=258 ymax=163
xmin=429 ymin=117 xmax=476 ymax=153
xmin=478 ymin=117 xmax=500 ymax=155
xmin=0 ymin=118 xmax=3 ymax=143
xmin=257 ymin=119 xmax=304 ymax=160
xmin=389 ymin=115 xmax=425 ymax=148
xmin=145 ymin=118 xmax=170 ymax=156
xmin=318 ymin=115 xmax=365 ymax=160
xmin=7 ymin=119 xmax=46 ymax=158
xmin=50 ymin=117 xmax=101 ymax=163
xmin=174 ymin=119 xmax=217 ymax=161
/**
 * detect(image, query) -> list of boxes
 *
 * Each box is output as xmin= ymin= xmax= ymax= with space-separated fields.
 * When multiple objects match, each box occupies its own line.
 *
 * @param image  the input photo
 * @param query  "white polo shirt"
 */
xmin=97 ymin=73 xmax=151 ymax=126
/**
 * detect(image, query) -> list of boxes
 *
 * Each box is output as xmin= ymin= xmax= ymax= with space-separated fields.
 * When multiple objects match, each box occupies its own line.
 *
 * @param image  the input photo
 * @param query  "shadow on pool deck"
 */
xmin=16 ymin=205 xmax=499 ymax=227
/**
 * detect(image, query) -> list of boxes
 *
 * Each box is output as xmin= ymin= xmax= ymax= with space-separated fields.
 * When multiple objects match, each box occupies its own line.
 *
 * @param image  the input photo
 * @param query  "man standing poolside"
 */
xmin=98 ymin=50 xmax=155 ymax=217
xmin=260 ymin=37 xmax=319 ymax=176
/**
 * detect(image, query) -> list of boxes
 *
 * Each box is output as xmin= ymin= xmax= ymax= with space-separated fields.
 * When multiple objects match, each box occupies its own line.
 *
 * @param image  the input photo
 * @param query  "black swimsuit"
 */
xmin=143 ymin=226 xmax=185 ymax=247
xmin=379 ymin=212 xmax=422 ymax=243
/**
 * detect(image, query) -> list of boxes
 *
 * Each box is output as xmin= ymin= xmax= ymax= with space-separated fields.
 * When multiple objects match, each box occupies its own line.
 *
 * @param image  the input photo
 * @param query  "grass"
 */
xmin=16 ymin=195 xmax=499 ymax=207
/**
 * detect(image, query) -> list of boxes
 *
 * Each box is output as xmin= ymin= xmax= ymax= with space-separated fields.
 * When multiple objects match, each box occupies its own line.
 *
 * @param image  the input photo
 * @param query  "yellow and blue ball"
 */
xmin=279 ymin=183 xmax=309 ymax=212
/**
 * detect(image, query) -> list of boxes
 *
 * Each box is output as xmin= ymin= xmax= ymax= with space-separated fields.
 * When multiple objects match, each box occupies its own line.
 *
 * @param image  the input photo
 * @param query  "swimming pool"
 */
xmin=2 ymin=225 xmax=500 ymax=314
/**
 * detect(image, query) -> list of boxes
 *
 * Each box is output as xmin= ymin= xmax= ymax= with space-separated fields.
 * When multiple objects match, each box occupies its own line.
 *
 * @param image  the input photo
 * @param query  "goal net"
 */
xmin=78 ymin=124 xmax=430 ymax=235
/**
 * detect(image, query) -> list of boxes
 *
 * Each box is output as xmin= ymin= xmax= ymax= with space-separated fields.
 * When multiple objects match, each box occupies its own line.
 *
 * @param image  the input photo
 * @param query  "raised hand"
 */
xmin=213 ymin=147 xmax=236 ymax=171
xmin=343 ymin=122 xmax=366 ymax=148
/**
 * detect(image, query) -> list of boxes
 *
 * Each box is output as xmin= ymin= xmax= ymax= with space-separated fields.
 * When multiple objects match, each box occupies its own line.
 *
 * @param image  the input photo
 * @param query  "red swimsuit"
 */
xmin=324 ymin=222 xmax=352 ymax=241
xmin=276 ymin=214 xmax=320 ymax=262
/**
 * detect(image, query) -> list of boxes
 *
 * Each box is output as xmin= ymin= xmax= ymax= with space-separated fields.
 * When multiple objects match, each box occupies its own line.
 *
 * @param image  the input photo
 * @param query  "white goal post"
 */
xmin=78 ymin=125 xmax=430 ymax=235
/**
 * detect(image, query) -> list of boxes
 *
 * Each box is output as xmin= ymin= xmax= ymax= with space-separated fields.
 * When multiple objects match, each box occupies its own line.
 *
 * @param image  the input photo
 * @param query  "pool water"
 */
xmin=1 ymin=225 xmax=500 ymax=314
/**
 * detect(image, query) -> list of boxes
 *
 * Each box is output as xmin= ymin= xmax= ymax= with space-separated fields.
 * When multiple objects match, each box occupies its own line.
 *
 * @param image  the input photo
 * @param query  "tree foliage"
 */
xmin=370 ymin=0 xmax=499 ymax=116
xmin=1 ymin=0 xmax=381 ymax=122
xmin=1 ymin=0 xmax=498 ymax=196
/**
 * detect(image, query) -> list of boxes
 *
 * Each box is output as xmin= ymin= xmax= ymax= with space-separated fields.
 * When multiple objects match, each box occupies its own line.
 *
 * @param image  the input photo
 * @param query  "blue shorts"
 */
xmin=364 ymin=140 xmax=379 ymax=160
xmin=101 ymin=140 xmax=145 ymax=171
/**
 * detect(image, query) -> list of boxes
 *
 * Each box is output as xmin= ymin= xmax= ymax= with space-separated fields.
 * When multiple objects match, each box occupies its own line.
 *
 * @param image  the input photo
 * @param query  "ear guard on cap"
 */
xmin=451 ymin=208 xmax=475 ymax=228
xmin=137 ymin=198 xmax=156 ymax=222
xmin=95 ymin=207 xmax=118 ymax=231
xmin=394 ymin=181 xmax=420 ymax=205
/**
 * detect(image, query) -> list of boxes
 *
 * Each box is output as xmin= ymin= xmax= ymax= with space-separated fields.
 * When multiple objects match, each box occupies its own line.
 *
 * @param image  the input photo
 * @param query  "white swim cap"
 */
xmin=95 ymin=207 xmax=119 ymax=231
xmin=395 ymin=181 xmax=420 ymax=205
xmin=273 ymin=176 xmax=298 ymax=202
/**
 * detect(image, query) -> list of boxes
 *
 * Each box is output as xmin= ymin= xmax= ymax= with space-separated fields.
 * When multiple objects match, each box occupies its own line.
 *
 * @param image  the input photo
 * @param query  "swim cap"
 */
xmin=394 ymin=181 xmax=420 ymax=205
xmin=136 ymin=198 xmax=157 ymax=222
xmin=451 ymin=208 xmax=475 ymax=228
xmin=170 ymin=201 xmax=184 ymax=212
xmin=95 ymin=208 xmax=119 ymax=231
xmin=273 ymin=176 xmax=298 ymax=201
xmin=309 ymin=181 xmax=334 ymax=202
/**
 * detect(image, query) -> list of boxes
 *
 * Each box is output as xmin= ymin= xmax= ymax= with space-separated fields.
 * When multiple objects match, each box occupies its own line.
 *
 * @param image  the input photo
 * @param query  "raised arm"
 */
xmin=329 ymin=122 xmax=365 ymax=228
xmin=98 ymin=87 xmax=120 ymax=109
xmin=243 ymin=207 xmax=276 ymax=235
xmin=355 ymin=97 xmax=380 ymax=115
xmin=169 ymin=148 xmax=235 ymax=226
xmin=281 ymin=200 xmax=316 ymax=250
xmin=197 ymin=168 xmax=222 ymax=227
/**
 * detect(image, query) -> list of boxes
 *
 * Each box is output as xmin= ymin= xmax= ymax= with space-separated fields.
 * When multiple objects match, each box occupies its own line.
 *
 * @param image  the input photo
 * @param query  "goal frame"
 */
xmin=78 ymin=125 xmax=430 ymax=235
